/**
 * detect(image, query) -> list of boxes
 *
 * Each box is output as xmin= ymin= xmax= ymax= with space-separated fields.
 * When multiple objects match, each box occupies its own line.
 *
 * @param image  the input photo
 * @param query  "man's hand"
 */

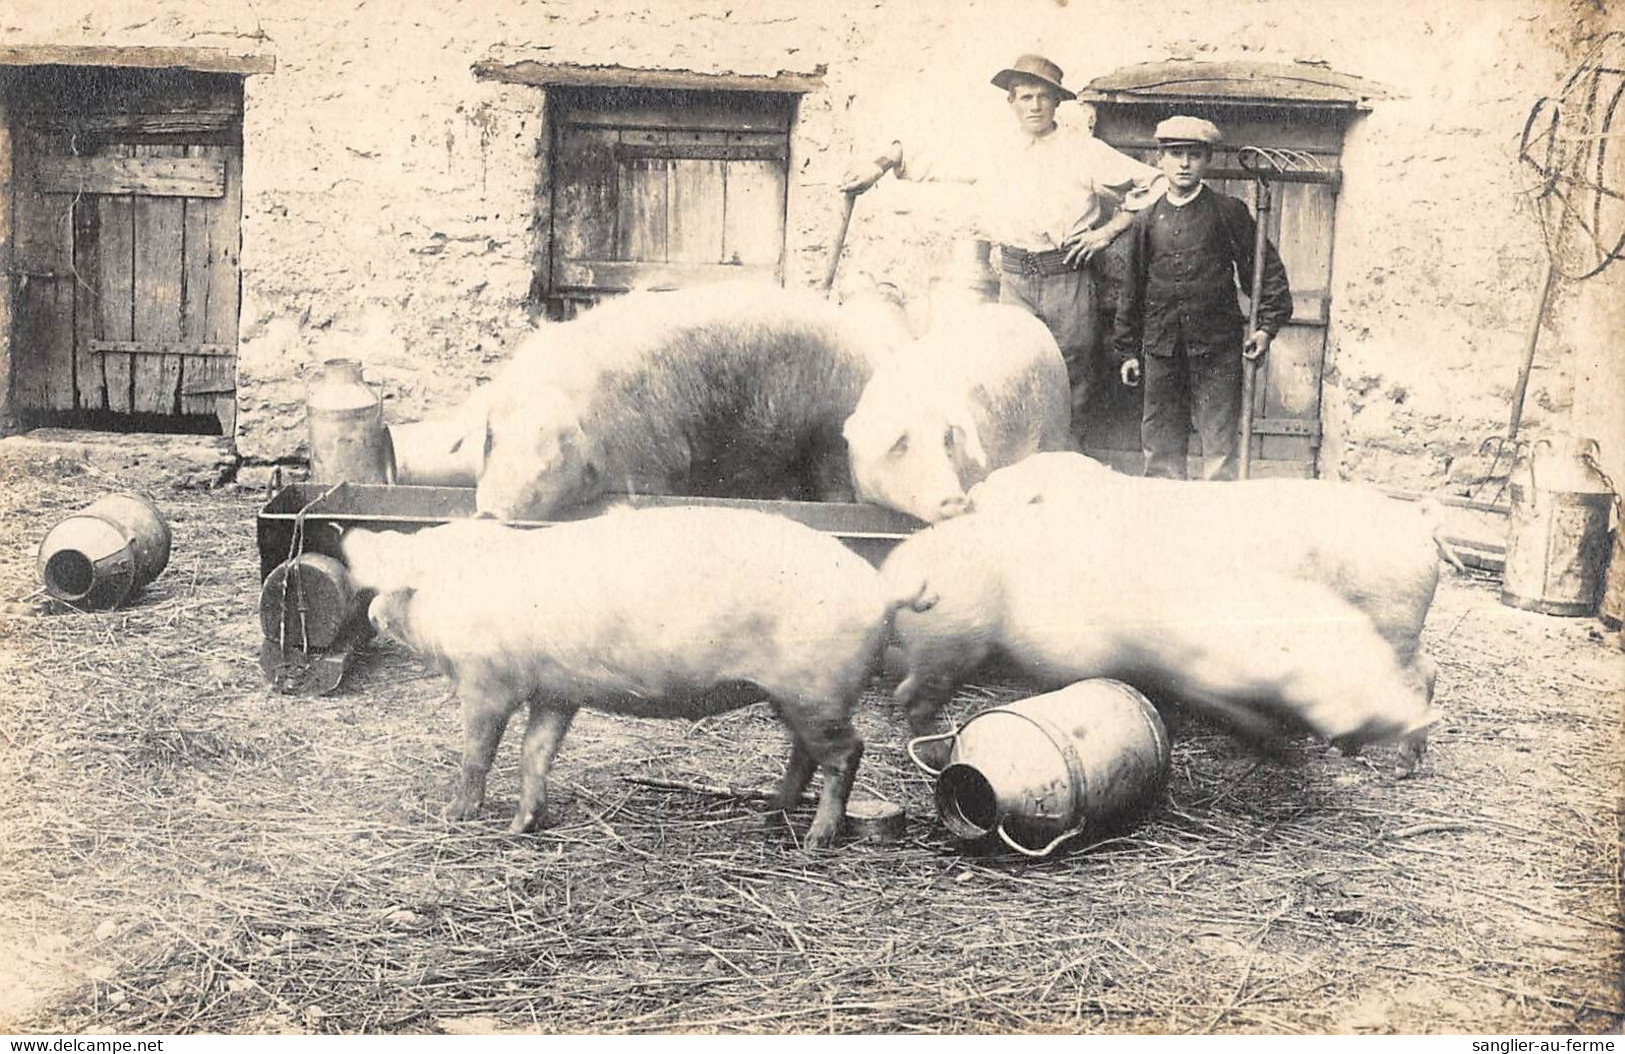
xmin=1062 ymin=226 xmax=1117 ymax=268
xmin=838 ymin=162 xmax=889 ymax=195
xmin=1119 ymin=358 xmax=1142 ymax=388
xmin=839 ymin=143 xmax=903 ymax=195
xmin=1243 ymin=329 xmax=1273 ymax=361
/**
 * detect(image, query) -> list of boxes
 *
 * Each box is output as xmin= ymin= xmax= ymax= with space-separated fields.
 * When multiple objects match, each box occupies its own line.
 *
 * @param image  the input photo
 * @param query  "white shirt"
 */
xmin=898 ymin=120 xmax=1161 ymax=251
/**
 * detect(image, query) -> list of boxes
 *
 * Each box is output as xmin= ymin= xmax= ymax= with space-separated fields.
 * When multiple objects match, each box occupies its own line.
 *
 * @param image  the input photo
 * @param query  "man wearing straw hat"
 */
xmin=841 ymin=54 xmax=1161 ymax=434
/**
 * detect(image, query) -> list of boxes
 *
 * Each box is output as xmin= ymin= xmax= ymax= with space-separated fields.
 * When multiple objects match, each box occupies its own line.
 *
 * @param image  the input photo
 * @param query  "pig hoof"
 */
xmin=507 ymin=810 xmax=548 ymax=835
xmin=444 ymin=796 xmax=483 ymax=822
xmin=803 ymin=821 xmax=843 ymax=850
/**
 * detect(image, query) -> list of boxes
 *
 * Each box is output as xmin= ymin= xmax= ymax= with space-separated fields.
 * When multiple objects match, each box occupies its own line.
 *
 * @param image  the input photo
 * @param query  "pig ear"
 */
xmin=947 ymin=405 xmax=988 ymax=471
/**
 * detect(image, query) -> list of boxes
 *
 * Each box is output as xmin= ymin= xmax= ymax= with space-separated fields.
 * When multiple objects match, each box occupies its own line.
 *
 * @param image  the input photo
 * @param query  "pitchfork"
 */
xmin=1236 ymin=146 xmax=1324 ymax=479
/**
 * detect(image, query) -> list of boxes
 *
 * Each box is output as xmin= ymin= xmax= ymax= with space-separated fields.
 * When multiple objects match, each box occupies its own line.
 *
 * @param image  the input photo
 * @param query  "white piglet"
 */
xmin=343 ymin=508 xmax=923 ymax=848
xmin=843 ymin=303 xmax=1072 ymax=524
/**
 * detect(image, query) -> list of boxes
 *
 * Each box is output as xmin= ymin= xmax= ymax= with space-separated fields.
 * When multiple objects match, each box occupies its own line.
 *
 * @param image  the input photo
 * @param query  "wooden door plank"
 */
xmin=721 ymin=139 xmax=785 ymax=268
xmin=97 ymin=145 xmax=136 ymax=413
xmin=181 ymin=143 xmax=241 ymax=429
xmin=1274 ymin=182 xmax=1334 ymax=317
xmin=669 ymin=164 xmax=725 ymax=263
xmin=11 ymin=129 xmax=77 ymax=411
xmin=72 ymin=194 xmax=105 ymax=410
xmin=210 ymin=143 xmax=242 ymax=433
xmin=31 ymin=155 xmax=226 ymax=198
xmin=617 ymin=130 xmax=668 ymax=263
xmin=668 ymin=129 xmax=727 ymax=264
xmin=131 ymin=144 xmax=185 ymax=414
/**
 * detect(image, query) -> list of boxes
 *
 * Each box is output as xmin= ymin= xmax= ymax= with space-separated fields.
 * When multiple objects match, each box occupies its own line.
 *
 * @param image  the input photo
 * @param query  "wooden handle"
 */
xmin=821 ymin=190 xmax=859 ymax=294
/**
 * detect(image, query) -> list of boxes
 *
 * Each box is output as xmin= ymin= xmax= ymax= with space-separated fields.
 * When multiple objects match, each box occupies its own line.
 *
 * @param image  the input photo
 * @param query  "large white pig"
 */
xmin=343 ymin=508 xmax=926 ymax=848
xmin=842 ymin=303 xmax=1073 ymax=523
xmin=468 ymin=283 xmax=887 ymax=521
xmin=879 ymin=504 xmax=1438 ymax=764
xmin=967 ymin=451 xmax=1463 ymax=691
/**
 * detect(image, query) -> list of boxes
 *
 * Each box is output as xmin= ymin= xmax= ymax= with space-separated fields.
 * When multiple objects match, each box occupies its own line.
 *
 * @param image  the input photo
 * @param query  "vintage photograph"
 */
xmin=0 ymin=0 xmax=1621 ymax=1036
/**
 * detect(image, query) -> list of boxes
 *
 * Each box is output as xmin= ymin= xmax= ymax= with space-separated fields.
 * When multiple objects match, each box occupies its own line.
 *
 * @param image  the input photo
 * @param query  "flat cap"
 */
xmin=991 ymin=54 xmax=1076 ymax=101
xmin=1154 ymin=115 xmax=1222 ymax=146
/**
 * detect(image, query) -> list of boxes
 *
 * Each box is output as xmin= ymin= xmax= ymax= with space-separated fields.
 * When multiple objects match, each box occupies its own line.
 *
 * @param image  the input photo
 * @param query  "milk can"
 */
xmin=1501 ymin=437 xmax=1616 ymax=617
xmin=907 ymin=679 xmax=1171 ymax=857
xmin=307 ymin=359 xmax=391 ymax=484
xmin=259 ymin=552 xmax=363 ymax=652
xmin=926 ymin=238 xmax=999 ymax=327
xmin=387 ymin=417 xmax=481 ymax=487
xmin=36 ymin=492 xmax=172 ymax=610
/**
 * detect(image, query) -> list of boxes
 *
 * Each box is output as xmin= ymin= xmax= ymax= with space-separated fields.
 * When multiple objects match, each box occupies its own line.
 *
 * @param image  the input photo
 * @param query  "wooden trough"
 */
xmin=255 ymin=482 xmax=924 ymax=693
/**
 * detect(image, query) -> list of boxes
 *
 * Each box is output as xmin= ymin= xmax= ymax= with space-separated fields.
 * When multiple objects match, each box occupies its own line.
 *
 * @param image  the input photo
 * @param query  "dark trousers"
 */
xmin=1142 ymin=340 xmax=1243 ymax=481
xmin=998 ymin=265 xmax=1099 ymax=440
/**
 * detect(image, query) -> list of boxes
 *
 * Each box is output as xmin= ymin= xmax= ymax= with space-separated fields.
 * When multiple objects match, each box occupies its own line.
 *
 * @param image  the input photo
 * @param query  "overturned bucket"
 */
xmin=908 ymin=679 xmax=1171 ymax=858
xmin=37 ymin=493 xmax=171 ymax=610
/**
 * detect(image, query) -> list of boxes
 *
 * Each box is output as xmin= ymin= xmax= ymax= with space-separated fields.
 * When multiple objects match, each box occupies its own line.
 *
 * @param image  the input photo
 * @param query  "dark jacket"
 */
xmin=1112 ymin=186 xmax=1293 ymax=363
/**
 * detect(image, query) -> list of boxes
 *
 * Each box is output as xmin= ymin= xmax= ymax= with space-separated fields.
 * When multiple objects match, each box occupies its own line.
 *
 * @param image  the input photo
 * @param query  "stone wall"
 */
xmin=1 ymin=0 xmax=1620 ymax=489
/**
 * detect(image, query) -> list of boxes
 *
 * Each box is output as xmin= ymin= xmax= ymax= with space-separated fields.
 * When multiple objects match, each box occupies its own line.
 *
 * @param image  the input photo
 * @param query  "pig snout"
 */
xmin=366 ymin=590 xmax=415 ymax=645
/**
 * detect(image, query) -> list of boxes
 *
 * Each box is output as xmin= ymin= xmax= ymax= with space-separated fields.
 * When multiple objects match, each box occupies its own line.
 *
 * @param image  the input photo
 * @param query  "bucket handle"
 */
xmin=905 ymin=729 xmax=959 ymax=777
xmin=1525 ymin=438 xmax=1553 ymax=513
xmin=997 ymin=822 xmax=1085 ymax=859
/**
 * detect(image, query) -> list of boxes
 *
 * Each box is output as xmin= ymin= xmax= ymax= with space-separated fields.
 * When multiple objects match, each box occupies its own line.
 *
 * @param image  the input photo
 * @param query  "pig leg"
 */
xmin=510 ymin=702 xmax=579 ymax=834
xmin=770 ymin=738 xmax=818 ymax=815
xmin=447 ymin=681 xmax=521 ymax=822
xmin=773 ymin=704 xmax=864 ymax=849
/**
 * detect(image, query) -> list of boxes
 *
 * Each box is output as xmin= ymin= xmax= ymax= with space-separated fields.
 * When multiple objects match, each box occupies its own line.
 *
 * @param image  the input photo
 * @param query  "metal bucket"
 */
xmin=36 ymin=492 xmax=171 ymax=610
xmin=307 ymin=358 xmax=391 ymax=484
xmin=1501 ymin=438 xmax=1615 ymax=617
xmin=387 ymin=418 xmax=480 ymax=487
xmin=907 ymin=679 xmax=1171 ymax=858
xmin=1600 ymin=528 xmax=1625 ymax=632
xmin=259 ymin=552 xmax=363 ymax=651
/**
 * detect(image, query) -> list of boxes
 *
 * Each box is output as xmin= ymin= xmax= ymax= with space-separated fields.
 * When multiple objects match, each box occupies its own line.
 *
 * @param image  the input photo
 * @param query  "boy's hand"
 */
xmin=1243 ymin=329 xmax=1273 ymax=361
xmin=1119 ymin=358 xmax=1142 ymax=388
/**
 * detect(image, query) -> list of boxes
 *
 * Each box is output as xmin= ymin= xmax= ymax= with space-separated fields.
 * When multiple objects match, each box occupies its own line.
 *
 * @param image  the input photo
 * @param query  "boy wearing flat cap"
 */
xmin=842 ymin=54 xmax=1161 ymax=438
xmin=1113 ymin=116 xmax=1293 ymax=480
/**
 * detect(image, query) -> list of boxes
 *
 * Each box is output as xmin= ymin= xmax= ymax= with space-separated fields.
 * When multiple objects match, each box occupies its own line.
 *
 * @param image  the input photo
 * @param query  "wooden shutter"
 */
xmin=548 ymin=87 xmax=792 ymax=300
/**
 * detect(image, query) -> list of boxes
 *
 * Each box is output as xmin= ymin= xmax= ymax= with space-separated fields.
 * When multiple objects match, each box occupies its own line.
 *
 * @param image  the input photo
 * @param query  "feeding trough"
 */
xmin=256 ymin=482 xmax=924 ymax=694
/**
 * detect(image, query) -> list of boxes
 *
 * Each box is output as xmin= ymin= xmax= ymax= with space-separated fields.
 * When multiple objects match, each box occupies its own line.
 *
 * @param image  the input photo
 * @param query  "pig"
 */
xmin=842 ymin=302 xmax=1073 ymax=524
xmin=467 ymin=282 xmax=888 ymax=520
xmin=966 ymin=451 xmax=1465 ymax=697
xmin=342 ymin=507 xmax=927 ymax=848
xmin=879 ymin=503 xmax=1438 ymax=763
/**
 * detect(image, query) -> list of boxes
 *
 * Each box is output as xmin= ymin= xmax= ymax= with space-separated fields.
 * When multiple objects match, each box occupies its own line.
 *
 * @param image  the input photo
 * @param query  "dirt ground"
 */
xmin=0 ymin=450 xmax=1621 ymax=1035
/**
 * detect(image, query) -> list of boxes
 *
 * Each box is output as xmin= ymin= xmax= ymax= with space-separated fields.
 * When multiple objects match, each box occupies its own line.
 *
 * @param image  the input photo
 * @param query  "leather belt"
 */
xmin=999 ymin=245 xmax=1075 ymax=277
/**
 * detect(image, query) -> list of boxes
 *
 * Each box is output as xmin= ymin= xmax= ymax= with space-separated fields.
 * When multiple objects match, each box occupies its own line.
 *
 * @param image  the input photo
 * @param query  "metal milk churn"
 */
xmin=907 ymin=679 xmax=1171 ymax=857
xmin=926 ymin=238 xmax=999 ymax=328
xmin=306 ymin=358 xmax=391 ymax=484
xmin=36 ymin=492 xmax=172 ymax=610
xmin=1501 ymin=437 xmax=1616 ymax=617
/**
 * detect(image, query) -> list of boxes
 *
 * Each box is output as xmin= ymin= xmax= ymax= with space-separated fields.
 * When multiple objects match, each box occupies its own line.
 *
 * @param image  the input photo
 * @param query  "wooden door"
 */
xmin=1088 ymin=105 xmax=1345 ymax=478
xmin=5 ymin=67 xmax=241 ymax=433
xmin=546 ymin=87 xmax=792 ymax=318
